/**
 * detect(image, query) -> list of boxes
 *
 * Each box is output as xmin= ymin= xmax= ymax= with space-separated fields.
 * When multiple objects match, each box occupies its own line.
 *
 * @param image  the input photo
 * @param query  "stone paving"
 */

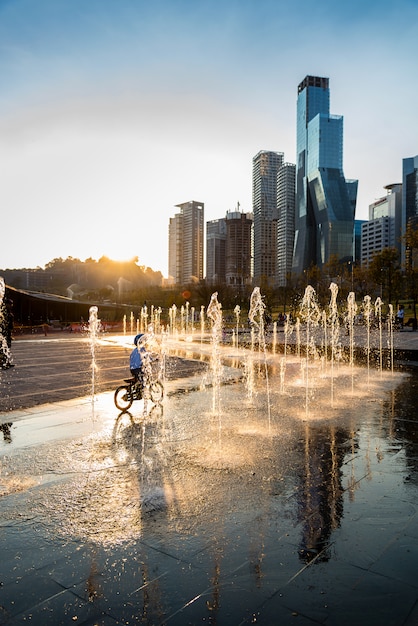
xmin=1 ymin=333 xmax=418 ymax=625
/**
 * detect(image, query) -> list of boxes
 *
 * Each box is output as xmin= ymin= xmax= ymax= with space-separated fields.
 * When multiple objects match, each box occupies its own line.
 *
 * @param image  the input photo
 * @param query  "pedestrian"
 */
xmin=396 ymin=304 xmax=404 ymax=329
xmin=1 ymin=298 xmax=15 ymax=369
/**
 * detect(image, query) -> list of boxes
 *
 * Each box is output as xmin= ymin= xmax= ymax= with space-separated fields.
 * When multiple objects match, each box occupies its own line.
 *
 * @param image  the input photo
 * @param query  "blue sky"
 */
xmin=1 ymin=0 xmax=417 ymax=276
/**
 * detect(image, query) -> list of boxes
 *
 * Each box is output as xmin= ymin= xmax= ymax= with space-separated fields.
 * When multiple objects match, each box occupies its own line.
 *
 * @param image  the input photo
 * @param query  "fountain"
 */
xmin=1 ymin=281 xmax=416 ymax=625
xmin=0 ymin=278 xmax=10 ymax=368
xmin=206 ymin=292 xmax=223 ymax=419
xmin=88 ymin=305 xmax=101 ymax=410
xmin=234 ymin=304 xmax=241 ymax=349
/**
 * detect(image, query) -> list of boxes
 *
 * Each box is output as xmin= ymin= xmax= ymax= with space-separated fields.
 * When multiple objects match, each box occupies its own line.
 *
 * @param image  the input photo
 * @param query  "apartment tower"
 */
xmin=206 ymin=218 xmax=226 ymax=285
xmin=168 ymin=201 xmax=204 ymax=285
xmin=276 ymin=162 xmax=296 ymax=287
xmin=252 ymin=150 xmax=284 ymax=285
xmin=225 ymin=209 xmax=253 ymax=287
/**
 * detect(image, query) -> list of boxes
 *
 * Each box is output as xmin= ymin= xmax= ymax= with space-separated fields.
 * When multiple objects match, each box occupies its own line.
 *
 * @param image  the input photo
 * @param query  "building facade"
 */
xmin=361 ymin=184 xmax=402 ymax=267
xmin=168 ymin=201 xmax=204 ymax=285
xmin=168 ymin=214 xmax=182 ymax=284
xmin=402 ymin=155 xmax=418 ymax=268
xmin=293 ymin=75 xmax=357 ymax=275
xmin=206 ymin=218 xmax=227 ymax=285
xmin=225 ymin=209 xmax=253 ymax=287
xmin=252 ymin=150 xmax=284 ymax=285
xmin=276 ymin=162 xmax=296 ymax=287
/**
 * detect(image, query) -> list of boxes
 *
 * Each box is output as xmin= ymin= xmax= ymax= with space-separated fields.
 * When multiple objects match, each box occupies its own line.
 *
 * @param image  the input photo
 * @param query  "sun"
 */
xmin=99 ymin=251 xmax=139 ymax=264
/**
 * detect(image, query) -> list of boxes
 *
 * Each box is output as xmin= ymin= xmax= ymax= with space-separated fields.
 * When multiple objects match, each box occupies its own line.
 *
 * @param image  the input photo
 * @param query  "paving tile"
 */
xmin=1 ymin=336 xmax=418 ymax=624
xmin=324 ymin=570 xmax=418 ymax=626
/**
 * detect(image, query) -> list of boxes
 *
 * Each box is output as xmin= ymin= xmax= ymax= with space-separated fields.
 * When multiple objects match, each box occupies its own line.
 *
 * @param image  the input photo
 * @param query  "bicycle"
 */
xmin=114 ymin=376 xmax=164 ymax=412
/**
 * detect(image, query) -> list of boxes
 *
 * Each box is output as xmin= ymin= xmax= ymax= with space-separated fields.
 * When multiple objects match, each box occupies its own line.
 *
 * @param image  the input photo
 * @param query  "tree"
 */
xmin=368 ymin=248 xmax=401 ymax=304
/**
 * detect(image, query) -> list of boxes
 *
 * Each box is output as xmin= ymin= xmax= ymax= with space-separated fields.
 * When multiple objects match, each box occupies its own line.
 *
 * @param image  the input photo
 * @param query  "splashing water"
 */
xmin=200 ymin=305 xmax=205 ymax=343
xmin=191 ymin=306 xmax=195 ymax=334
xmin=329 ymin=283 xmax=341 ymax=405
xmin=234 ymin=305 xmax=241 ymax=349
xmin=387 ymin=304 xmax=394 ymax=374
xmin=88 ymin=306 xmax=101 ymax=410
xmin=248 ymin=287 xmax=271 ymax=431
xmin=272 ymin=320 xmax=277 ymax=354
xmin=169 ymin=304 xmax=177 ymax=336
xmin=375 ymin=297 xmax=383 ymax=373
xmin=141 ymin=305 xmax=148 ymax=334
xmin=180 ymin=305 xmax=185 ymax=335
xmin=363 ymin=295 xmax=372 ymax=386
xmin=300 ymin=286 xmax=322 ymax=417
xmin=0 ymin=277 xmax=11 ymax=368
xmin=185 ymin=301 xmax=190 ymax=334
xmin=347 ymin=291 xmax=357 ymax=393
xmin=206 ymin=292 xmax=223 ymax=420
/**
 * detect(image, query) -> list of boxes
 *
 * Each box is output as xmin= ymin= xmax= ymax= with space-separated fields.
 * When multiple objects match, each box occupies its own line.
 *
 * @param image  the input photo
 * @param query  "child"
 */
xmin=130 ymin=333 xmax=147 ymax=383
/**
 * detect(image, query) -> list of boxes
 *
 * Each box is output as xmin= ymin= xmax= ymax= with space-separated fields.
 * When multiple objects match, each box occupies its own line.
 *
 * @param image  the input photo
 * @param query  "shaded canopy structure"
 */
xmin=4 ymin=285 xmax=130 ymax=328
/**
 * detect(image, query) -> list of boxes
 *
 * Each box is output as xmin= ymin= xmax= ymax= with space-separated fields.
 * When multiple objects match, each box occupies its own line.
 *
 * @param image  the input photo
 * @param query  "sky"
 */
xmin=1 ymin=0 xmax=417 ymax=277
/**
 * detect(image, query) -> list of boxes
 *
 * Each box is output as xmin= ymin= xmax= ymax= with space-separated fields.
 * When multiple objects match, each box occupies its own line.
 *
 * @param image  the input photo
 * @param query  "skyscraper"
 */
xmin=276 ymin=162 xmax=296 ymax=287
xmin=361 ymin=184 xmax=402 ymax=267
xmin=293 ymin=75 xmax=357 ymax=275
xmin=252 ymin=150 xmax=284 ymax=285
xmin=225 ymin=208 xmax=253 ymax=287
xmin=206 ymin=218 xmax=226 ymax=285
xmin=402 ymin=155 xmax=418 ymax=268
xmin=168 ymin=201 xmax=204 ymax=284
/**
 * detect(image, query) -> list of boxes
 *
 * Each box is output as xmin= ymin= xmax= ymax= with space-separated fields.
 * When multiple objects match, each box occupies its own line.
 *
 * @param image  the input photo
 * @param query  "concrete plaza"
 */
xmin=1 ymin=332 xmax=418 ymax=625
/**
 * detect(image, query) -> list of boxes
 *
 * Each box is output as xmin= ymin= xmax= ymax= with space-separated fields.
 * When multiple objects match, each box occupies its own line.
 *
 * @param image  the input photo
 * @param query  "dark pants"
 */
xmin=130 ymin=368 xmax=143 ymax=382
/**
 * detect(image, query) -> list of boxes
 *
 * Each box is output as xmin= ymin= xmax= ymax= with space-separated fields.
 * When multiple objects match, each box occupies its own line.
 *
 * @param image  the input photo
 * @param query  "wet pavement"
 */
xmin=1 ymin=333 xmax=418 ymax=625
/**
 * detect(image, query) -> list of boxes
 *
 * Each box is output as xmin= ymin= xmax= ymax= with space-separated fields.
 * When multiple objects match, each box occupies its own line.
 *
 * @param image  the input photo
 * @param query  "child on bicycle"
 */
xmin=130 ymin=333 xmax=148 ymax=385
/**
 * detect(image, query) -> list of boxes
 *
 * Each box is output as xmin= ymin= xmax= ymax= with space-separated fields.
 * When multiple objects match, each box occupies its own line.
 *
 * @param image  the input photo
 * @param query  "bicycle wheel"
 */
xmin=150 ymin=381 xmax=164 ymax=403
xmin=114 ymin=385 xmax=133 ymax=411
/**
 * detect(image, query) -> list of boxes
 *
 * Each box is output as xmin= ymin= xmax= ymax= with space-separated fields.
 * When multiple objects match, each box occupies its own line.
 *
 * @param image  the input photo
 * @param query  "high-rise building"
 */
xmin=293 ymin=75 xmax=357 ymax=275
xmin=206 ymin=218 xmax=226 ymax=285
xmin=252 ymin=150 xmax=284 ymax=285
xmin=402 ymin=155 xmax=418 ymax=268
xmin=276 ymin=162 xmax=296 ymax=287
xmin=168 ymin=213 xmax=182 ymax=284
xmin=354 ymin=219 xmax=366 ymax=264
xmin=225 ymin=209 xmax=253 ymax=287
xmin=361 ymin=184 xmax=402 ymax=267
xmin=168 ymin=201 xmax=204 ymax=285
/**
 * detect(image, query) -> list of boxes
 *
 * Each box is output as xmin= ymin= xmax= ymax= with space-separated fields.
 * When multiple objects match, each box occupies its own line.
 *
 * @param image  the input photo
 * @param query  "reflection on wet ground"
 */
xmin=1 ymin=363 xmax=418 ymax=625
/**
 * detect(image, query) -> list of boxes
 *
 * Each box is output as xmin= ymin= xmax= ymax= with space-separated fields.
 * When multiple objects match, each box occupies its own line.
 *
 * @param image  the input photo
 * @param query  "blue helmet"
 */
xmin=134 ymin=333 xmax=144 ymax=346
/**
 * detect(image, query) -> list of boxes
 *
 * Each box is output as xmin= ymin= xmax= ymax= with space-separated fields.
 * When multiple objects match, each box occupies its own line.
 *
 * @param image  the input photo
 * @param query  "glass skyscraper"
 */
xmin=402 ymin=155 xmax=418 ymax=267
xmin=293 ymin=76 xmax=357 ymax=275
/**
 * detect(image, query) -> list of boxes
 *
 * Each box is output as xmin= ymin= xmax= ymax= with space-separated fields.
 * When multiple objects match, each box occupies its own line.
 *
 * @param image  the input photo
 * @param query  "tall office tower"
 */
xmin=361 ymin=184 xmax=402 ymax=267
xmin=225 ymin=208 xmax=253 ymax=287
xmin=168 ymin=213 xmax=182 ymax=284
xmin=293 ymin=76 xmax=357 ymax=275
xmin=206 ymin=218 xmax=226 ymax=285
xmin=168 ymin=201 xmax=204 ymax=285
xmin=252 ymin=150 xmax=284 ymax=285
xmin=354 ymin=219 xmax=366 ymax=264
xmin=402 ymin=155 xmax=418 ymax=268
xmin=276 ymin=162 xmax=296 ymax=287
